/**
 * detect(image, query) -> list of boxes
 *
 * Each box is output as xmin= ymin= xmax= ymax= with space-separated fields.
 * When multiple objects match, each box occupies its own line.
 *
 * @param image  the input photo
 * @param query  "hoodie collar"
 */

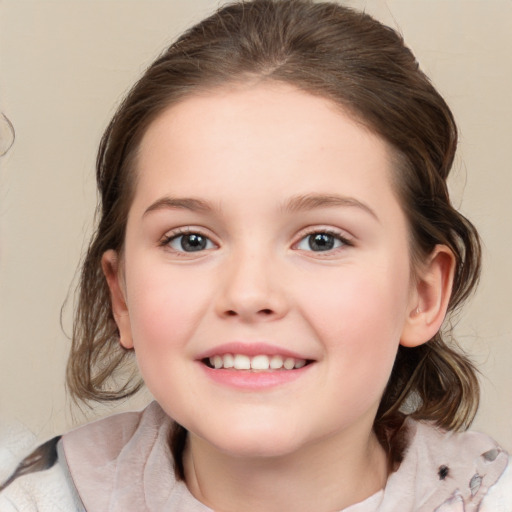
xmin=62 ymin=403 xmax=508 ymax=512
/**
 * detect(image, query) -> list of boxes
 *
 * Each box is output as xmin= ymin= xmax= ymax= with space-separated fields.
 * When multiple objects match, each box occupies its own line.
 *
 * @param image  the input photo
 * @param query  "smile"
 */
xmin=205 ymin=354 xmax=309 ymax=371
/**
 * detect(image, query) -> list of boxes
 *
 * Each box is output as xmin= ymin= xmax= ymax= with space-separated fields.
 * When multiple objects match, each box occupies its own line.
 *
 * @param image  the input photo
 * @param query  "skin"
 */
xmin=103 ymin=82 xmax=454 ymax=511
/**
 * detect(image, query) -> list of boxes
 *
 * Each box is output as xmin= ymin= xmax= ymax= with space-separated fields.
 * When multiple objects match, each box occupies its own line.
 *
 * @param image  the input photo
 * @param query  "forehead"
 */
xmin=132 ymin=82 xmax=400 ymax=219
xmin=140 ymin=82 xmax=376 ymax=149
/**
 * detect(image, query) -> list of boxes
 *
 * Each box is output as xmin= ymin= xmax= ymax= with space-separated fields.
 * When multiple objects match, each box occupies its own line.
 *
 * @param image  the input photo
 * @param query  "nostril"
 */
xmin=221 ymin=308 xmax=277 ymax=319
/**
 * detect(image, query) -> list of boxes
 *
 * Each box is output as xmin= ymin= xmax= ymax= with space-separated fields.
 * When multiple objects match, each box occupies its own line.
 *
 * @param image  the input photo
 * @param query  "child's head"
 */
xmin=69 ymin=0 xmax=480 ymax=470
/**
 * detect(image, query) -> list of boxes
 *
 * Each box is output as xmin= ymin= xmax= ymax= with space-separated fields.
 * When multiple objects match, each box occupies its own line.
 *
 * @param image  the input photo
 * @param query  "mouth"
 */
xmin=202 ymin=354 xmax=313 ymax=371
xmin=198 ymin=344 xmax=315 ymax=389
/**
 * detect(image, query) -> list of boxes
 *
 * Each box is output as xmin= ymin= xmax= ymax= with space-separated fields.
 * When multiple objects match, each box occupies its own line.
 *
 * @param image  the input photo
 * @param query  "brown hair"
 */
xmin=67 ymin=0 xmax=481 ymax=478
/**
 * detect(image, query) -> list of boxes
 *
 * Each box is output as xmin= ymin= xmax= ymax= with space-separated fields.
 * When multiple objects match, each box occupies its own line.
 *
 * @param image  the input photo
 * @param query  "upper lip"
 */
xmin=196 ymin=342 xmax=313 ymax=361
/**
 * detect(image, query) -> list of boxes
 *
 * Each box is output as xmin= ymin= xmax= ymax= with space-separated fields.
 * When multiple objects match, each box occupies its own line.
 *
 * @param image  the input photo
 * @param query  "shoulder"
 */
xmin=62 ymin=400 xmax=170 ymax=471
xmin=61 ymin=403 xmax=211 ymax=511
xmin=0 ymin=421 xmax=75 ymax=511
xmin=0 ymin=403 xmax=170 ymax=512
xmin=381 ymin=419 xmax=511 ymax=511
xmin=0 ymin=421 xmax=36 ymax=486
xmin=61 ymin=401 xmax=181 ymax=511
xmin=0 ymin=457 xmax=81 ymax=512
xmin=480 ymin=455 xmax=512 ymax=512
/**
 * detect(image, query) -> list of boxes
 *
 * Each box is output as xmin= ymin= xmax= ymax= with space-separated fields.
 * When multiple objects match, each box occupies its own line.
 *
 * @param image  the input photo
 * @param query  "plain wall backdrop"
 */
xmin=0 ymin=0 xmax=511 ymax=448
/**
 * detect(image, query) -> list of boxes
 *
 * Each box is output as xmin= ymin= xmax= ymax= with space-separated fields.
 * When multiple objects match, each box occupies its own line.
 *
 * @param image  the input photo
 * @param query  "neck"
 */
xmin=184 ymin=426 xmax=388 ymax=512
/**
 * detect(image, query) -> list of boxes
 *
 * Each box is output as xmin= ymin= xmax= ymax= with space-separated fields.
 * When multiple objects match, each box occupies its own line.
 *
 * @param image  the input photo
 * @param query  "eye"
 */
xmin=296 ymin=232 xmax=347 ymax=252
xmin=166 ymin=232 xmax=215 ymax=252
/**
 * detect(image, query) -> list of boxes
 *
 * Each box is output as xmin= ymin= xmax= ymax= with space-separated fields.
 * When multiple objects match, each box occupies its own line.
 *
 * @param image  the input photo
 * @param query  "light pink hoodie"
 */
xmin=57 ymin=402 xmax=510 ymax=511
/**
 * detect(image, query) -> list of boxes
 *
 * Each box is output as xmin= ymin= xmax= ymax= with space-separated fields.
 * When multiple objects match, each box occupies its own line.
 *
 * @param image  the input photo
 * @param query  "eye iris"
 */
xmin=309 ymin=233 xmax=335 ymax=251
xmin=181 ymin=234 xmax=207 ymax=252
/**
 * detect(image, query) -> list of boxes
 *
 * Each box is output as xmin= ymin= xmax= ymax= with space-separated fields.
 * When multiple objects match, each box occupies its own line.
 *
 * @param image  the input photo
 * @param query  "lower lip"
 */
xmin=198 ymin=363 xmax=313 ymax=390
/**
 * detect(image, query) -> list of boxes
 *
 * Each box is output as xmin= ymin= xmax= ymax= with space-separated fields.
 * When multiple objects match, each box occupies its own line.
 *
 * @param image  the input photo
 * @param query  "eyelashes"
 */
xmin=160 ymin=229 xmax=217 ymax=254
xmin=294 ymin=230 xmax=352 ymax=253
xmin=159 ymin=226 xmax=353 ymax=256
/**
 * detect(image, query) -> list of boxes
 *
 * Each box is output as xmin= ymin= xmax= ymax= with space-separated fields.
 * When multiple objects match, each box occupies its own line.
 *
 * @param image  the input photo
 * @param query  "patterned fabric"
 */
xmin=1 ymin=402 xmax=510 ymax=511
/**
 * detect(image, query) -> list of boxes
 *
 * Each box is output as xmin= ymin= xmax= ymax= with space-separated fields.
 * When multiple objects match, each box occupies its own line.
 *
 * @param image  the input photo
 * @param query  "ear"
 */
xmin=400 ymin=245 xmax=456 ymax=348
xmin=101 ymin=249 xmax=134 ymax=350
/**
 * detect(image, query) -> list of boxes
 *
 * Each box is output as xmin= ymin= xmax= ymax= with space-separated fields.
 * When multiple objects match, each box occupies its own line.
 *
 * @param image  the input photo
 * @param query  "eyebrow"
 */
xmin=143 ymin=193 xmax=378 ymax=221
xmin=284 ymin=193 xmax=379 ymax=221
xmin=143 ymin=197 xmax=215 ymax=217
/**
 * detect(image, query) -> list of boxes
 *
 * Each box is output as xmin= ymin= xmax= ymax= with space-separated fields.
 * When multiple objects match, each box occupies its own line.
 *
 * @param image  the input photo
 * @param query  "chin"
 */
xmin=219 ymin=437 xmax=303 ymax=459
xmin=196 ymin=421 xmax=306 ymax=459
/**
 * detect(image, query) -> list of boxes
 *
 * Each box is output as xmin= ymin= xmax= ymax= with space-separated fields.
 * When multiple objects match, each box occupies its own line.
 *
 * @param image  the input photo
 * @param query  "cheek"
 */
xmin=298 ymin=259 xmax=411 ymax=381
xmin=303 ymin=263 xmax=409 ymax=332
xmin=123 ymin=265 xmax=211 ymax=408
xmin=124 ymin=261 xmax=211 ymax=356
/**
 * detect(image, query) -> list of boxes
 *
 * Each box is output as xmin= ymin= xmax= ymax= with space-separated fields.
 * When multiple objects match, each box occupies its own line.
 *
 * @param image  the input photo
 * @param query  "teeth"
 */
xmin=270 ymin=355 xmax=284 ymax=369
xmin=223 ymin=354 xmax=234 ymax=368
xmin=251 ymin=355 xmax=269 ymax=370
xmin=283 ymin=357 xmax=295 ymax=370
xmin=208 ymin=354 xmax=307 ymax=371
xmin=233 ymin=354 xmax=251 ymax=370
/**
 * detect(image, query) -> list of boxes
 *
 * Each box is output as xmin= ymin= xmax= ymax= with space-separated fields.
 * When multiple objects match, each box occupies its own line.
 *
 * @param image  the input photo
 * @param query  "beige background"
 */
xmin=0 ymin=1 xmax=511 ymax=449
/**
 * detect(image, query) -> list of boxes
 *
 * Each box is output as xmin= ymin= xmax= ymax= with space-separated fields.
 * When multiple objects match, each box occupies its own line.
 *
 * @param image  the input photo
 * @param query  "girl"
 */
xmin=1 ymin=1 xmax=510 ymax=510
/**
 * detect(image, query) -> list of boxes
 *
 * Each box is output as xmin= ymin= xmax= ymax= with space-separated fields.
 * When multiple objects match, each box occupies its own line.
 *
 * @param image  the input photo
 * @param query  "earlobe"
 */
xmin=101 ymin=249 xmax=134 ymax=350
xmin=400 ymin=245 xmax=456 ymax=348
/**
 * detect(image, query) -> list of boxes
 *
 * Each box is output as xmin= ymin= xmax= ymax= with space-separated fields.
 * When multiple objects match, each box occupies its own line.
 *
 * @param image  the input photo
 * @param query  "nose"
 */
xmin=215 ymin=248 xmax=288 ymax=323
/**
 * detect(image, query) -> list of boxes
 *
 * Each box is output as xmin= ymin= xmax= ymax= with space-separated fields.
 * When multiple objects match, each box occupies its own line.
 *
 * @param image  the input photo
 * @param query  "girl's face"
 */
xmin=105 ymin=83 xmax=425 ymax=459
